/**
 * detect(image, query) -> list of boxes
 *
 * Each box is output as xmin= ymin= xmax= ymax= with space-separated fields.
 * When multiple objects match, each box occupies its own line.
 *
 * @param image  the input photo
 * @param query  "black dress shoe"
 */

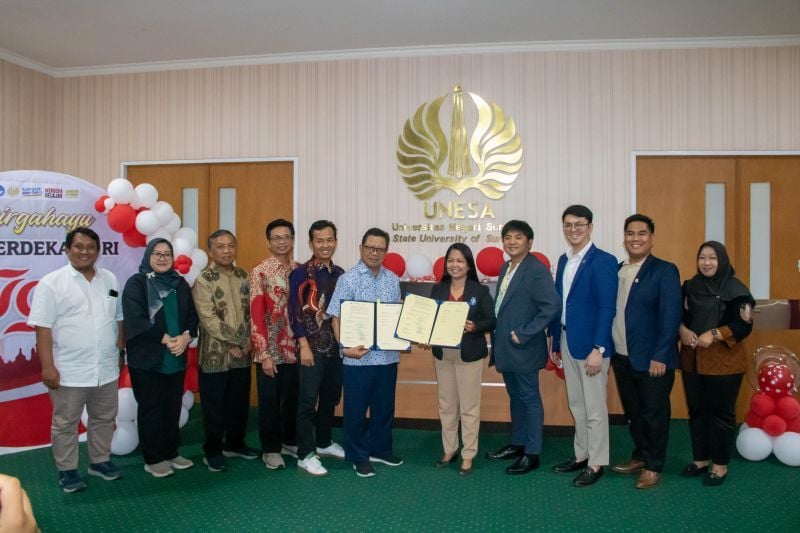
xmin=552 ymin=457 xmax=588 ymax=473
xmin=680 ymin=463 xmax=708 ymax=477
xmin=485 ymin=445 xmax=524 ymax=461
xmin=505 ymin=454 xmax=540 ymax=475
xmin=703 ymin=471 xmax=727 ymax=486
xmin=572 ymin=466 xmax=604 ymax=487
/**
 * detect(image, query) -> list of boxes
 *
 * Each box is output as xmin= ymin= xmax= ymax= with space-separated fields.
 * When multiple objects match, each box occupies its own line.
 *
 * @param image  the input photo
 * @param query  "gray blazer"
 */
xmin=491 ymin=254 xmax=561 ymax=373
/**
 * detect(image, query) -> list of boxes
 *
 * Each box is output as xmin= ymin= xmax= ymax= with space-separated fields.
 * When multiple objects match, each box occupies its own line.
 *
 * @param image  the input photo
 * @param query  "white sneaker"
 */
xmin=168 ymin=456 xmax=194 ymax=470
xmin=281 ymin=444 xmax=298 ymax=458
xmin=262 ymin=452 xmax=286 ymax=470
xmin=316 ymin=442 xmax=345 ymax=459
xmin=297 ymin=454 xmax=328 ymax=477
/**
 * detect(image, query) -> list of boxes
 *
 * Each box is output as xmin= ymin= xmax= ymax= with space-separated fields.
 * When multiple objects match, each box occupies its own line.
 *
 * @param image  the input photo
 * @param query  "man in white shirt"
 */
xmin=28 ymin=227 xmax=125 ymax=493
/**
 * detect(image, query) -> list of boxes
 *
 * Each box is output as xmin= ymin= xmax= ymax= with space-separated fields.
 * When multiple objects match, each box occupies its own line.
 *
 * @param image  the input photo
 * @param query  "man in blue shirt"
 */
xmin=328 ymin=228 xmax=402 ymax=478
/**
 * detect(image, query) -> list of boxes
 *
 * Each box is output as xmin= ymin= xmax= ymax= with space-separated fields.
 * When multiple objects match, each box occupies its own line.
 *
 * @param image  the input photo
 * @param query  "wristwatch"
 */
xmin=711 ymin=328 xmax=719 ymax=341
xmin=593 ymin=345 xmax=606 ymax=354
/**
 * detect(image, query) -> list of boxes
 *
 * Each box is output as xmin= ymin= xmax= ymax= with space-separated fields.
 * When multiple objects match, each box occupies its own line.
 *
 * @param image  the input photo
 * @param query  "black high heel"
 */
xmin=435 ymin=454 xmax=459 ymax=468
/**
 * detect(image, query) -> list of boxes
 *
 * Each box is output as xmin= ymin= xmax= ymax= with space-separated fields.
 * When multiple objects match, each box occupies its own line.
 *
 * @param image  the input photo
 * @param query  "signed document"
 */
xmin=339 ymin=300 xmax=375 ymax=348
xmin=339 ymin=300 xmax=410 ymax=350
xmin=376 ymin=303 xmax=411 ymax=350
xmin=396 ymin=294 xmax=469 ymax=347
xmin=428 ymin=301 xmax=470 ymax=347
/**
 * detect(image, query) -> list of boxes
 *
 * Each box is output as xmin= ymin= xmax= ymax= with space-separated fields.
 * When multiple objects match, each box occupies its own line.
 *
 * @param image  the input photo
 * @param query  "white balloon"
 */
xmin=406 ymin=254 xmax=433 ymax=278
xmin=80 ymin=406 xmax=89 ymax=428
xmin=736 ymin=427 xmax=773 ymax=461
xmin=164 ymin=213 xmax=182 ymax=234
xmin=184 ymin=265 xmax=201 ymax=287
xmin=103 ymin=197 xmax=115 ymax=212
xmin=173 ymin=227 xmax=198 ymax=249
xmin=116 ymin=387 xmax=138 ymax=422
xmin=190 ymin=248 xmax=209 ymax=271
xmin=189 ymin=337 xmax=198 ymax=348
xmin=182 ymin=390 xmax=195 ymax=410
xmin=179 ymin=406 xmax=189 ymax=428
xmin=129 ymin=190 xmax=142 ymax=209
xmin=173 ymin=237 xmax=192 ymax=258
xmin=151 ymin=201 xmax=175 ymax=226
xmin=110 ymin=420 xmax=139 ymax=456
xmin=773 ymin=432 xmax=800 ymax=466
xmin=107 ymin=178 xmax=135 ymax=204
xmin=135 ymin=210 xmax=161 ymax=235
xmin=739 ymin=422 xmax=750 ymax=434
xmin=147 ymin=228 xmax=172 ymax=243
xmin=135 ymin=183 xmax=159 ymax=208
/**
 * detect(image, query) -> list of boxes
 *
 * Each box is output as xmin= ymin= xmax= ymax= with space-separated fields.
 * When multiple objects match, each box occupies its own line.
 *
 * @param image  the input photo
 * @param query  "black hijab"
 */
xmin=684 ymin=240 xmax=752 ymax=333
xmin=139 ymin=238 xmax=182 ymax=323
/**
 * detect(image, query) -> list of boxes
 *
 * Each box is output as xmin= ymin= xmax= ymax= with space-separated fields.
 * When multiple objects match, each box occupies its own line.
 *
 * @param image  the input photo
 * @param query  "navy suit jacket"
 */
xmin=619 ymin=254 xmax=683 ymax=371
xmin=548 ymin=244 xmax=618 ymax=359
xmin=491 ymin=254 xmax=561 ymax=374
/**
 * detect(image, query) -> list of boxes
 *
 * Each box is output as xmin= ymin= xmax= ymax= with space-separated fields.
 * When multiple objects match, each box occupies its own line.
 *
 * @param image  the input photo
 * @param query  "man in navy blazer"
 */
xmin=486 ymin=220 xmax=561 ymax=475
xmin=548 ymin=205 xmax=618 ymax=487
xmin=609 ymin=214 xmax=682 ymax=489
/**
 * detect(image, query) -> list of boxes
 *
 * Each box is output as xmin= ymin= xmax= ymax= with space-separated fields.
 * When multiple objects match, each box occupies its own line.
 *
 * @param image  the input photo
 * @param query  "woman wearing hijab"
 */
xmin=678 ymin=241 xmax=755 ymax=486
xmin=429 ymin=243 xmax=496 ymax=476
xmin=123 ymin=238 xmax=199 ymax=478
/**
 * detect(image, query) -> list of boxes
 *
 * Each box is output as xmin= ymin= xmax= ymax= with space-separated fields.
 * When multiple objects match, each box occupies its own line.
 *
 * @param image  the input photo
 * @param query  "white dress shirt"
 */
xmin=561 ymin=241 xmax=593 ymax=326
xmin=28 ymin=264 xmax=123 ymax=387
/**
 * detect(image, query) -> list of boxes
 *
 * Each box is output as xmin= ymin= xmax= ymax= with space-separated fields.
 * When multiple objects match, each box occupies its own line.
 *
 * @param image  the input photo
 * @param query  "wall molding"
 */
xmin=3 ymin=34 xmax=800 ymax=79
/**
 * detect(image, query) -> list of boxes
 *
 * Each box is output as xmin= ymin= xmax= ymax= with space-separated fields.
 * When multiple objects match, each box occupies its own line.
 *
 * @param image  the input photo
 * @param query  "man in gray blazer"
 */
xmin=486 ymin=220 xmax=561 ymax=475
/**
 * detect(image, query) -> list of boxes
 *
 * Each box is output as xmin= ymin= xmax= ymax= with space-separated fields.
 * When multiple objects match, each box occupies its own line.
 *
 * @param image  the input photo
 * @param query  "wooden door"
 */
xmin=637 ymin=155 xmax=800 ymax=420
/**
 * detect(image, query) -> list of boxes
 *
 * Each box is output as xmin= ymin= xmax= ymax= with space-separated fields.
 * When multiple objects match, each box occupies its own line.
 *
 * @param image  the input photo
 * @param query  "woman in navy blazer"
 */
xmin=429 ymin=243 xmax=496 ymax=476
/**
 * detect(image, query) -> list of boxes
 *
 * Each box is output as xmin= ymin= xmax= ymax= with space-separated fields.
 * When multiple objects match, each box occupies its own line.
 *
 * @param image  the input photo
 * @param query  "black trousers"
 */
xmin=296 ymin=353 xmax=343 ymax=459
xmin=256 ymin=362 xmax=299 ymax=453
xmin=199 ymin=366 xmax=251 ymax=459
xmin=611 ymin=354 xmax=675 ymax=472
xmin=129 ymin=367 xmax=184 ymax=465
xmin=682 ymin=371 xmax=743 ymax=466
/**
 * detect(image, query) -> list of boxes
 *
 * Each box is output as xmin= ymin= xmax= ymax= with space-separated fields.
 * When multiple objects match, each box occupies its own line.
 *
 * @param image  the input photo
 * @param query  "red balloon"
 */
xmin=186 ymin=346 xmax=198 ymax=368
xmin=787 ymin=416 xmax=800 ymax=433
xmin=476 ymin=247 xmax=505 ymax=277
xmin=94 ymin=195 xmax=109 ymax=213
xmin=745 ymin=411 xmax=764 ymax=429
xmin=118 ymin=365 xmax=131 ymax=388
xmin=758 ymin=362 xmax=795 ymax=398
xmin=531 ymin=251 xmax=551 ymax=270
xmin=122 ymin=227 xmax=147 ymax=248
xmin=763 ymin=414 xmax=788 ymax=436
xmin=107 ymin=204 xmax=136 ymax=233
xmin=183 ymin=365 xmax=199 ymax=393
xmin=433 ymin=256 xmax=445 ymax=281
xmin=383 ymin=252 xmax=406 ymax=277
xmin=750 ymin=393 xmax=776 ymax=417
xmin=775 ymin=396 xmax=800 ymax=421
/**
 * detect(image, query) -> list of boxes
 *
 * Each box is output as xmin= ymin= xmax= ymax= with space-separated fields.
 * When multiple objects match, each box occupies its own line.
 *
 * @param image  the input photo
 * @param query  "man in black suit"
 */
xmin=486 ymin=220 xmax=561 ymax=475
xmin=610 ymin=214 xmax=682 ymax=489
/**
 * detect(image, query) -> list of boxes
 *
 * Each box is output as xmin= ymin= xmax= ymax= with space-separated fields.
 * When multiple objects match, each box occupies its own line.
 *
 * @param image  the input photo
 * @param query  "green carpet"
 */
xmin=2 ymin=410 xmax=798 ymax=532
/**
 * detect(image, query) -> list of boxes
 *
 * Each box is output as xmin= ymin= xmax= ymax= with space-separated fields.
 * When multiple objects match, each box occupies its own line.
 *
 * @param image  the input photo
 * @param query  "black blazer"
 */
xmin=122 ymin=273 xmax=199 ymax=372
xmin=430 ymin=279 xmax=496 ymax=362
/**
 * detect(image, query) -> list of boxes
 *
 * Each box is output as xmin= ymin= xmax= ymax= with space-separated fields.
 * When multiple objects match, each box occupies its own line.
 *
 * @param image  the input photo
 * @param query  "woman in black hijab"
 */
xmin=123 ymin=238 xmax=199 ymax=478
xmin=678 ymin=241 xmax=755 ymax=486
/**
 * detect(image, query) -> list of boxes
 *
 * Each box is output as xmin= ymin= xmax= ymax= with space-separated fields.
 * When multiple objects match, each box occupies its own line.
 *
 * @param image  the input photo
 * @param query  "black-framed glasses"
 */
xmin=362 ymin=245 xmax=387 ymax=255
xmin=269 ymin=235 xmax=294 ymax=243
xmin=151 ymin=251 xmax=173 ymax=260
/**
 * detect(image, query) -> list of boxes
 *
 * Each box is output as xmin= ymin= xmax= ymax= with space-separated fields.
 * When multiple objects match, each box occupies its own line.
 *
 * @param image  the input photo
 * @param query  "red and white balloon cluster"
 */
xmin=736 ymin=346 xmax=800 ymax=466
xmin=95 ymin=179 xmax=208 ymax=285
xmin=382 ymin=246 xmax=551 ymax=282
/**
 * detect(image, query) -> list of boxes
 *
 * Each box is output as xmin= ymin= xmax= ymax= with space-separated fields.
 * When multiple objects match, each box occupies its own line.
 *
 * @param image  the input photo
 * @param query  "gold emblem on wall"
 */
xmin=397 ymin=85 xmax=523 ymax=200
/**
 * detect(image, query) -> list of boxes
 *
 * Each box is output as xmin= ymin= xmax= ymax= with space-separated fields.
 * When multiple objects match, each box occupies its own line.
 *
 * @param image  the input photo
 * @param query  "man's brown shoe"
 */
xmin=635 ymin=469 xmax=661 ymax=489
xmin=611 ymin=459 xmax=646 ymax=474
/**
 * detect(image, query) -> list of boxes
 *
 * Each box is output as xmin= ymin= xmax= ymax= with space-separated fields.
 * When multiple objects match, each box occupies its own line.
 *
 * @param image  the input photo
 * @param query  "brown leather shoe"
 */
xmin=635 ymin=469 xmax=661 ymax=489
xmin=611 ymin=459 xmax=646 ymax=474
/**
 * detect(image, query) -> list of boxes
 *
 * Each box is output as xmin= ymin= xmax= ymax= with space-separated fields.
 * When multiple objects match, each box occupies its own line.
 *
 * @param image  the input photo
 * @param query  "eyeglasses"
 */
xmin=151 ymin=251 xmax=173 ymax=260
xmin=562 ymin=223 xmax=590 ymax=231
xmin=362 ymin=245 xmax=387 ymax=255
xmin=270 ymin=235 xmax=294 ymax=243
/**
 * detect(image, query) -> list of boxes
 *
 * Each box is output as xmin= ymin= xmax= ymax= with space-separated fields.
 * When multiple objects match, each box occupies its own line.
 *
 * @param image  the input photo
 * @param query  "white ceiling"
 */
xmin=1 ymin=0 xmax=799 ymax=75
